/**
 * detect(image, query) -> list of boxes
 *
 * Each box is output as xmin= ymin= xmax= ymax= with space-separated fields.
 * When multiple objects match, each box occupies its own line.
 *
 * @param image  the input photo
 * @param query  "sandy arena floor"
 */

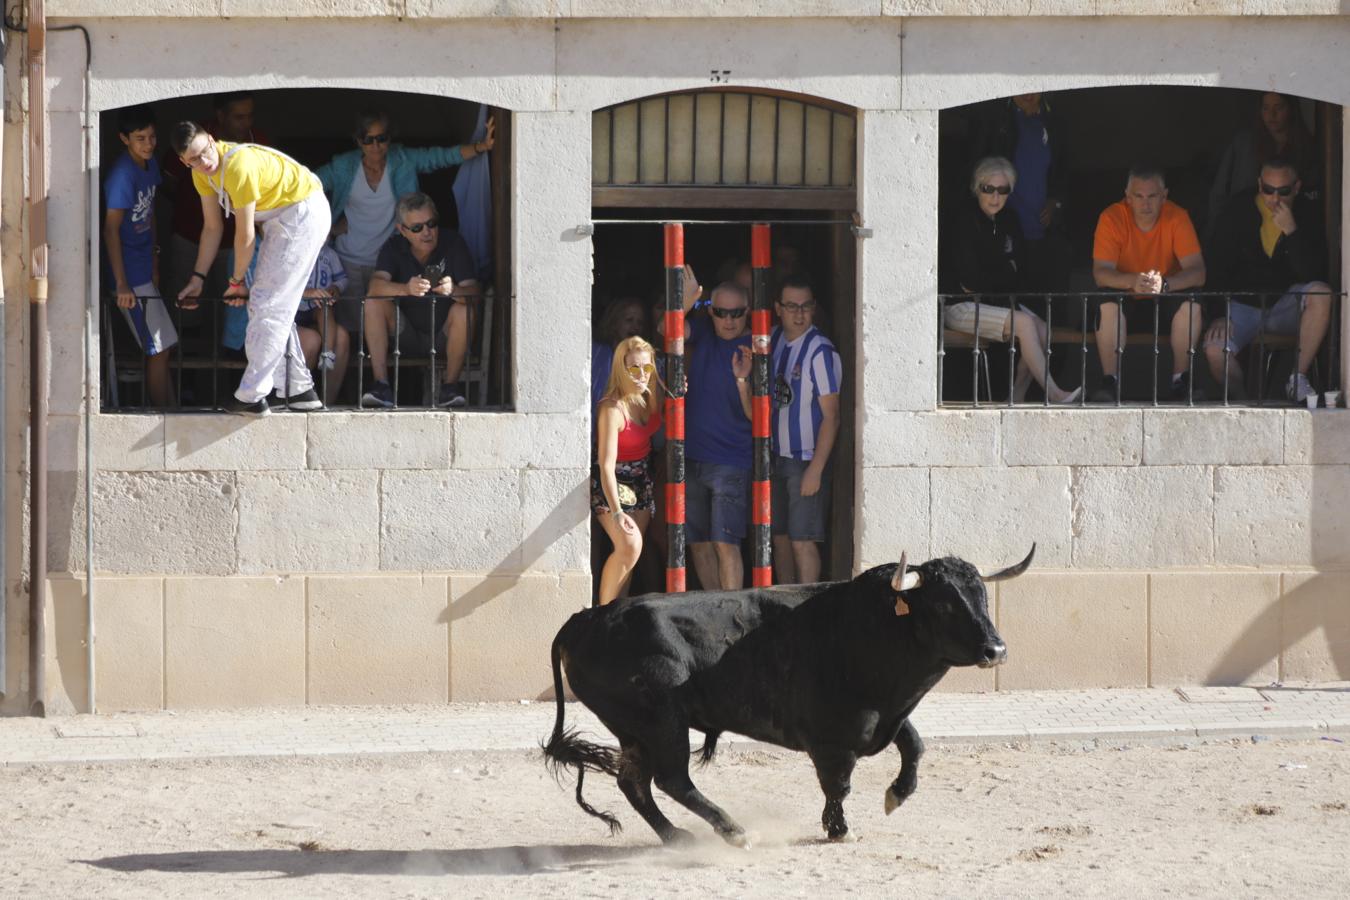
xmin=2 ymin=736 xmax=1348 ymax=898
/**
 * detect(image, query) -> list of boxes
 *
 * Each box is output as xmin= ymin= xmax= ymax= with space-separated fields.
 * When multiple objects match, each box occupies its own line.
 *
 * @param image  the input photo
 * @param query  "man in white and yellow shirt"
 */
xmin=173 ymin=122 xmax=330 ymax=415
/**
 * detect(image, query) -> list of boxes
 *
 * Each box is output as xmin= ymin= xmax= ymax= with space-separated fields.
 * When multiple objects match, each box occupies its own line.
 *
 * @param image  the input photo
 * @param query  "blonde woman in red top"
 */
xmin=592 ymin=335 xmax=664 ymax=605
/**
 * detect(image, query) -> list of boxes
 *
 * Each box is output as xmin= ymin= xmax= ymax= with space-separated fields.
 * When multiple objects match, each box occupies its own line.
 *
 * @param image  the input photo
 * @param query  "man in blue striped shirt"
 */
xmin=770 ymin=277 xmax=842 ymax=585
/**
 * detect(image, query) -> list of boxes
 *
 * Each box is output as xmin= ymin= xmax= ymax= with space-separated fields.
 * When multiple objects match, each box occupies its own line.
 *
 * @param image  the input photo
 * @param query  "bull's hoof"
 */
xmin=884 ymin=786 xmax=904 ymax=815
xmin=660 ymin=827 xmax=697 ymax=847
xmin=720 ymin=828 xmax=753 ymax=850
xmin=825 ymin=825 xmax=855 ymax=842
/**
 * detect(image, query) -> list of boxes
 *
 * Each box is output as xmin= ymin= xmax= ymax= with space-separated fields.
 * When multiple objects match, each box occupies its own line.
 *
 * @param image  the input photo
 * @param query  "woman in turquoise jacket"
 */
xmin=315 ymin=109 xmax=494 ymax=333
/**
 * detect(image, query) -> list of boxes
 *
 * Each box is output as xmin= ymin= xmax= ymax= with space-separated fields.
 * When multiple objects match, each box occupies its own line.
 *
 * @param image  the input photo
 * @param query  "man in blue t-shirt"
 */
xmin=770 ymin=277 xmax=842 ymax=585
xmin=682 ymin=276 xmax=753 ymax=590
xmin=104 ymin=104 xmax=178 ymax=406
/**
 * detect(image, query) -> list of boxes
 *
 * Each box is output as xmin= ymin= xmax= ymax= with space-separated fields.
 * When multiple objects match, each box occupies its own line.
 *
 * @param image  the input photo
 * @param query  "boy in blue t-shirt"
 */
xmin=103 ymin=104 xmax=177 ymax=406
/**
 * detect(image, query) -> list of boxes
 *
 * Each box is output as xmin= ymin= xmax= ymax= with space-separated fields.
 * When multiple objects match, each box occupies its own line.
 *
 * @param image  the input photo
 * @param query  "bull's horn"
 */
xmin=890 ymin=552 xmax=922 ymax=593
xmin=979 ymin=544 xmax=1037 ymax=583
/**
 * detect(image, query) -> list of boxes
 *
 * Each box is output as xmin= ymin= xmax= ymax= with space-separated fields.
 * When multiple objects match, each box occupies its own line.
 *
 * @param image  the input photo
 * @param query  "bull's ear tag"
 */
xmin=894 ymin=595 xmax=911 ymax=617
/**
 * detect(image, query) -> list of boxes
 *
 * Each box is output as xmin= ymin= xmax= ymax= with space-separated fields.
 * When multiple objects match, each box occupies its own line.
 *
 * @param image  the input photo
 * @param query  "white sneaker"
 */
xmin=1286 ymin=373 xmax=1314 ymax=403
xmin=319 ymin=350 xmax=337 ymax=371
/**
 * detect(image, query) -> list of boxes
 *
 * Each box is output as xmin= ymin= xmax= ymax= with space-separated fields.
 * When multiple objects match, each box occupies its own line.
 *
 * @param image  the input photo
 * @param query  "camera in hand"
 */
xmin=423 ymin=260 xmax=446 ymax=283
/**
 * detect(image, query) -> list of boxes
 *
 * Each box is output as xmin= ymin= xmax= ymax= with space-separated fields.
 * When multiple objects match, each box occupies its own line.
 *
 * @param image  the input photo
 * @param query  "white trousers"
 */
xmin=236 ymin=190 xmax=331 ymax=402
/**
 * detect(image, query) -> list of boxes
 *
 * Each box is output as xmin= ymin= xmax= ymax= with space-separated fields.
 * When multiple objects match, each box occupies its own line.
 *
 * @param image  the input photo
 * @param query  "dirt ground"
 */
xmin=2 ymin=736 xmax=1348 ymax=898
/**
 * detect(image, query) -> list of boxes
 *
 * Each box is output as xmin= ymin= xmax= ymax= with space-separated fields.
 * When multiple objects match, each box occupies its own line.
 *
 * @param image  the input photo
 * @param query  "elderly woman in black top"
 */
xmin=946 ymin=156 xmax=1080 ymax=404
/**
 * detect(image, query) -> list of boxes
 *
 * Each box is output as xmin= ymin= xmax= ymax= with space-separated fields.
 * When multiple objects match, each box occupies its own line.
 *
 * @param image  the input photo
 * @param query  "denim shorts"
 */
xmin=1208 ymin=284 xmax=1314 ymax=354
xmin=771 ymin=456 xmax=830 ymax=542
xmin=685 ymin=460 xmax=749 ymax=545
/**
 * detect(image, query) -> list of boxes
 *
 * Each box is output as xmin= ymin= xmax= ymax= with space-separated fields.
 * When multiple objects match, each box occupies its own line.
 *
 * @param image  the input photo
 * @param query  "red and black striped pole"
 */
xmin=663 ymin=223 xmax=687 ymax=592
xmin=749 ymin=223 xmax=774 ymax=587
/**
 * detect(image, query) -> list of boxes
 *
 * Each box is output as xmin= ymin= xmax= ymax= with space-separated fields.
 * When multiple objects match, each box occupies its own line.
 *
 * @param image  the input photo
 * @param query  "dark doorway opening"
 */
xmin=589 ymin=207 xmax=857 ymax=601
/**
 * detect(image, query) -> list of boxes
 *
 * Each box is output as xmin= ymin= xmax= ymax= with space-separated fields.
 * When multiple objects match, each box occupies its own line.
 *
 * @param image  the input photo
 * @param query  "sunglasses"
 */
xmin=626 ymin=363 xmax=656 ymax=379
xmin=978 ymin=183 xmax=1012 ymax=196
xmin=779 ymin=300 xmax=816 ymax=314
xmin=360 ymin=133 xmax=391 ymax=146
xmin=402 ymin=218 xmax=439 ymax=234
xmin=1259 ymin=181 xmax=1295 ymax=197
xmin=711 ymin=306 xmax=748 ymax=319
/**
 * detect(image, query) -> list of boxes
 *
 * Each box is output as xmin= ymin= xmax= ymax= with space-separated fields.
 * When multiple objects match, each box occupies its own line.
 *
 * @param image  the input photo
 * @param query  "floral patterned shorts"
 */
xmin=591 ymin=457 xmax=655 ymax=516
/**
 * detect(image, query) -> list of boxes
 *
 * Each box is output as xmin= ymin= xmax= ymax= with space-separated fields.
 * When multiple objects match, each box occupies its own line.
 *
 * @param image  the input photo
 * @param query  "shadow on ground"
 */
xmin=81 ymin=843 xmax=654 ymax=878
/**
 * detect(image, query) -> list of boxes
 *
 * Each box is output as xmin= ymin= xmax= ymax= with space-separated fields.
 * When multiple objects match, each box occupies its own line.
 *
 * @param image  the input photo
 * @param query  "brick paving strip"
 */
xmin=1 ymin=684 xmax=1348 ymax=766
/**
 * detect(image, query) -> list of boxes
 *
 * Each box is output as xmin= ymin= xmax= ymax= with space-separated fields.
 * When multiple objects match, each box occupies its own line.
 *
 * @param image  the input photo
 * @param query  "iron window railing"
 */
xmin=937 ymin=290 xmax=1344 ymax=408
xmin=101 ymin=293 xmax=495 ymax=412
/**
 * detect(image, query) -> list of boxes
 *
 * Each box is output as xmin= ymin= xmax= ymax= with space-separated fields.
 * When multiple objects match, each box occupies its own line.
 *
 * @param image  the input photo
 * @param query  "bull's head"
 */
xmin=890 ymin=545 xmax=1035 ymax=669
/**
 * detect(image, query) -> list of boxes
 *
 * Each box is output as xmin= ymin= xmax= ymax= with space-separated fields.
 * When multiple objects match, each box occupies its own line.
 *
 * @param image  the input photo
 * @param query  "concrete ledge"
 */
xmin=865 ymin=411 xmax=1000 ymax=467
xmin=1143 ymin=409 xmax=1283 ymax=466
xmin=307 ymin=412 xmax=452 ymax=470
xmin=1002 ymin=409 xmax=1141 ymax=467
xmin=165 ymin=415 xmax=307 ymax=471
xmin=48 ymin=0 xmax=1344 ymax=19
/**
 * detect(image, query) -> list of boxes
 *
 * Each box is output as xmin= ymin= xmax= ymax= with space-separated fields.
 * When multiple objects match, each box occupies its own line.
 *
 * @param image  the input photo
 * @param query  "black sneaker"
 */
xmin=222 ymin=395 xmax=270 ymax=417
xmin=271 ymin=388 xmax=324 ymax=411
xmin=436 ymin=383 xmax=467 ymax=409
xmin=1170 ymin=372 xmax=1204 ymax=402
xmin=362 ymin=379 xmax=395 ymax=408
xmin=1089 ymin=376 xmax=1119 ymax=403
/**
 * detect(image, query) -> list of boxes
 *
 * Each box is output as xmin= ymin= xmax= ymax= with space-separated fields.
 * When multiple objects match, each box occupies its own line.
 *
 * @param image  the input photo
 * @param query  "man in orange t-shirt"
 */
xmin=1091 ymin=165 xmax=1207 ymax=401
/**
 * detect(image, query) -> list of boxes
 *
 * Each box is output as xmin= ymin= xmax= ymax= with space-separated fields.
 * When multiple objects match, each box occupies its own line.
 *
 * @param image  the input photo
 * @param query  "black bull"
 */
xmin=543 ymin=546 xmax=1035 ymax=846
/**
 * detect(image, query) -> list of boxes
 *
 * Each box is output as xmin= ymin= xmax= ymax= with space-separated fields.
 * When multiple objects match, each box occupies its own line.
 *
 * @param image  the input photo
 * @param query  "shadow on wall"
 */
xmin=1207 ymin=413 xmax=1350 ymax=684
xmin=1206 ymin=572 xmax=1350 ymax=685
xmin=438 ymin=475 xmax=590 ymax=701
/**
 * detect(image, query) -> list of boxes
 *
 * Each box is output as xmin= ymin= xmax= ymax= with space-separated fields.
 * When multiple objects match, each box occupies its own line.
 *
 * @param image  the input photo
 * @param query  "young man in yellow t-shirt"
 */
xmin=172 ymin=122 xmax=330 ymax=415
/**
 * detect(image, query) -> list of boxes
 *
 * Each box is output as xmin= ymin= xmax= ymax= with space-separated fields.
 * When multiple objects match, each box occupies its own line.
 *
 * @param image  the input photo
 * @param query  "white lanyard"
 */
xmin=205 ymin=142 xmax=313 ymax=219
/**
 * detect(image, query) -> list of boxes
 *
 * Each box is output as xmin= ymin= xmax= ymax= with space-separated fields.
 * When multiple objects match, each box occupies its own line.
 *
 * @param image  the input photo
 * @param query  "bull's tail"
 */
xmin=542 ymin=633 xmax=623 ymax=835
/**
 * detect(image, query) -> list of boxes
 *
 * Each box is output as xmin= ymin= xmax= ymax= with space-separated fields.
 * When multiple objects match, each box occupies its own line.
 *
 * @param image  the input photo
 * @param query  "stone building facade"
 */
xmin=2 ymin=2 xmax=1347 ymax=714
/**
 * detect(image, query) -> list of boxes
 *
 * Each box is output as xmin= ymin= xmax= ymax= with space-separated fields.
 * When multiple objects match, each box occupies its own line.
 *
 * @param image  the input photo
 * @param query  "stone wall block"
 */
xmin=557 ymin=17 xmax=902 ymax=112
xmin=1280 ymin=572 xmax=1350 ymax=682
xmin=931 ymin=466 xmax=1071 ymax=568
xmin=1002 ymin=409 xmax=1141 ymax=466
xmin=221 ymin=0 xmax=400 ymax=16
xmin=1143 ymin=409 xmax=1282 ymax=466
xmin=1284 ymin=410 xmax=1350 ymax=465
xmin=236 ymin=470 xmax=380 ymax=574
xmin=452 ymin=412 xmax=588 ymax=469
xmin=1072 ymin=466 xmax=1213 ymax=568
xmin=449 ymin=573 xmax=588 ymax=700
xmin=165 ymin=576 xmax=306 ymax=708
xmin=1150 ymin=572 xmax=1281 ymax=686
xmin=1214 ymin=466 xmax=1350 ymax=569
xmin=93 ymin=471 xmax=238 ymax=575
xmin=307 ymin=575 xmax=449 ymax=704
xmin=520 ymin=469 xmax=590 ymax=573
xmin=44 ymin=577 xmax=90 ymax=715
xmin=93 ymin=577 xmax=166 ymax=711
xmin=165 ymin=415 xmax=307 ymax=471
xmin=1213 ymin=466 xmax=1311 ymax=568
xmin=381 ymin=469 xmax=524 ymax=571
xmin=999 ymin=572 xmax=1148 ymax=689
xmin=859 ymin=110 xmax=939 ymax=413
xmin=93 ymin=414 xmax=166 ymax=471
xmin=856 ymin=466 xmax=930 ymax=571
xmin=307 ymin=412 xmax=452 ymax=470
xmin=513 ymin=111 xmax=593 ymax=414
xmin=865 ymin=411 xmax=999 ymax=467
